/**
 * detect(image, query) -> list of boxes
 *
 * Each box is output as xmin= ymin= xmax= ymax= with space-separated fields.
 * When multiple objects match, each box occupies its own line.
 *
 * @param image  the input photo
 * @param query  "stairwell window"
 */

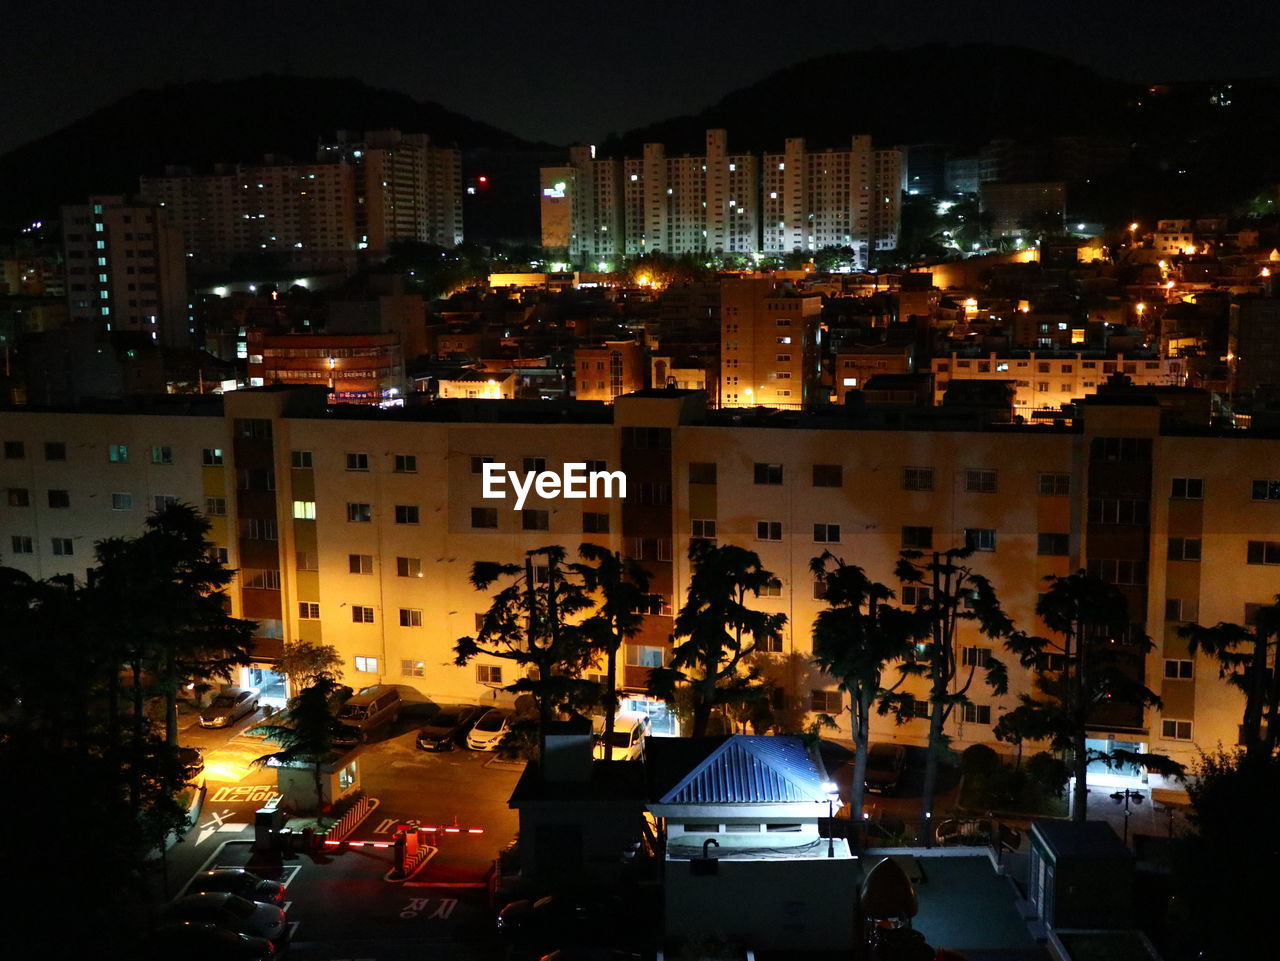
xmin=1161 ymin=719 xmax=1192 ymax=741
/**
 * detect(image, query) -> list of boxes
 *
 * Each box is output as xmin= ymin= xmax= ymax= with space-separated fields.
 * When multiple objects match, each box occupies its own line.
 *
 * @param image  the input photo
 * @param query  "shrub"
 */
xmin=1026 ymin=752 xmax=1070 ymax=797
xmin=960 ymin=743 xmax=1001 ymax=777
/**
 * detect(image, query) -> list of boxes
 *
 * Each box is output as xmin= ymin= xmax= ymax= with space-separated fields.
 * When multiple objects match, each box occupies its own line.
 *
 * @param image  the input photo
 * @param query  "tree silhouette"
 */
xmin=649 ymin=540 xmax=785 ymax=737
xmin=895 ymin=548 xmax=1014 ymax=824
xmin=571 ymin=544 xmax=655 ymax=762
xmin=1005 ymin=571 xmax=1180 ymax=822
xmin=1179 ymin=598 xmax=1280 ymax=765
xmin=455 ymin=546 xmax=598 ymax=763
xmin=254 ymin=674 xmax=349 ymax=821
xmin=810 ymin=552 xmax=924 ymax=820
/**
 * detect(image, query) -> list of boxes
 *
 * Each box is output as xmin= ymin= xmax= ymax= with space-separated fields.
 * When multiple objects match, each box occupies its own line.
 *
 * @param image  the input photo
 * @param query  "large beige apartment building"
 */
xmin=141 ymin=130 xmax=462 ymax=272
xmin=4 ymin=386 xmax=1274 ymax=788
xmin=542 ymin=130 xmax=901 ymax=267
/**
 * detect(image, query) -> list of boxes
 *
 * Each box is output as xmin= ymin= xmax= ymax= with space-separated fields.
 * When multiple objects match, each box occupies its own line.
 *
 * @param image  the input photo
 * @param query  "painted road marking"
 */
xmin=195 ymin=809 xmax=246 ymax=845
xmin=209 ymin=784 xmax=281 ymax=805
xmin=399 ymin=897 xmax=457 ymax=920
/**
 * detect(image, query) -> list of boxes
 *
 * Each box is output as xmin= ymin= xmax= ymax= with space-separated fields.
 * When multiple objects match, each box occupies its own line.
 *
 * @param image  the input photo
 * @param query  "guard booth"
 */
xmin=270 ymin=748 xmax=361 ymax=814
xmin=1028 ymin=820 xmax=1134 ymax=930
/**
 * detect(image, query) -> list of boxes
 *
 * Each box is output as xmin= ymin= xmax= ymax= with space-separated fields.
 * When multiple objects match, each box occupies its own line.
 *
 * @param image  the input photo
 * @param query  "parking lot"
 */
xmin=171 ymin=701 xmax=527 ymax=957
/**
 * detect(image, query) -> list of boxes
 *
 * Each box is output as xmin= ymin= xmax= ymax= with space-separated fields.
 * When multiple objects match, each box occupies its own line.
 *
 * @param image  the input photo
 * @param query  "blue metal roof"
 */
xmin=658 ymin=735 xmax=829 ymax=804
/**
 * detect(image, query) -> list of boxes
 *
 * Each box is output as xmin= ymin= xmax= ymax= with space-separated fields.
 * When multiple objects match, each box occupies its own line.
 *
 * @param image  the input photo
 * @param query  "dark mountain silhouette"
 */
xmin=605 ymin=44 xmax=1140 ymax=155
xmin=0 ymin=74 xmax=544 ymax=229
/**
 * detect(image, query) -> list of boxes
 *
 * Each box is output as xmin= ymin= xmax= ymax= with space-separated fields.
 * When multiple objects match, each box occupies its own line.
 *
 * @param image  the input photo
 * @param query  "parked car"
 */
xmin=162 ymin=892 xmax=287 ymax=942
xmin=591 ymin=712 xmax=651 ymax=761
xmin=186 ymin=868 xmax=286 ymax=907
xmin=416 ymin=704 xmax=483 ymax=751
xmin=178 ymin=746 xmax=205 ymax=782
xmin=863 ymin=742 xmax=907 ymax=795
xmin=466 ymin=707 xmax=515 ymax=751
xmin=496 ymin=893 xmax=619 ymax=943
xmin=335 ymin=684 xmax=403 ymax=743
xmin=199 ymin=688 xmax=259 ymax=728
xmin=143 ymin=921 xmax=276 ymax=960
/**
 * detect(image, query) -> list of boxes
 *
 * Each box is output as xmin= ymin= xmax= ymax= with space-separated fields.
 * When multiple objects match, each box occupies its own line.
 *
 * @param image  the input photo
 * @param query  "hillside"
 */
xmin=0 ymin=74 xmax=543 ymax=229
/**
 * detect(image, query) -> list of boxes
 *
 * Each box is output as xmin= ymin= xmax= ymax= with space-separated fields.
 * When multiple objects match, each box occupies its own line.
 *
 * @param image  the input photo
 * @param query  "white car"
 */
xmin=466 ymin=708 xmax=514 ymax=751
xmin=162 ymin=892 xmax=287 ymax=942
xmin=592 ymin=712 xmax=651 ymax=761
xmin=199 ymin=688 xmax=259 ymax=728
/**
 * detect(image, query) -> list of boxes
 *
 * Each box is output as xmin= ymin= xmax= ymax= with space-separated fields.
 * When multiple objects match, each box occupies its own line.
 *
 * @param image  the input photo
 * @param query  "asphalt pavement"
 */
xmin=160 ymin=705 xmax=528 ymax=958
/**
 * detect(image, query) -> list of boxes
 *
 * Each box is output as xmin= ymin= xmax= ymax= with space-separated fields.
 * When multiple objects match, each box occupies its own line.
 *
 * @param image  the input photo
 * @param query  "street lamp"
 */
xmin=1111 ymin=788 xmax=1144 ymax=846
xmin=822 ymin=780 xmax=840 ymax=858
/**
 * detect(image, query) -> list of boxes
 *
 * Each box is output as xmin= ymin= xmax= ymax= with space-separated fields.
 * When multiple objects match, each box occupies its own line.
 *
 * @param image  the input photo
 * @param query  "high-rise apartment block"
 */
xmin=542 ymin=131 xmax=902 ymax=268
xmin=61 ymin=195 xmax=189 ymax=346
xmin=140 ymin=130 xmax=462 ymax=273
xmin=762 ymin=135 xmax=903 ymax=263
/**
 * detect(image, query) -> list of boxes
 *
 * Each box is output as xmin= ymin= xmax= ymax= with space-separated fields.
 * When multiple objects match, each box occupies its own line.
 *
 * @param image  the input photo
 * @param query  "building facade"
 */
xmin=140 ymin=130 xmax=461 ymax=273
xmin=720 ymin=279 xmax=822 ymax=410
xmin=543 ymin=131 xmax=902 ymax=267
xmin=61 ymin=195 xmax=189 ymax=346
xmin=4 ymin=387 xmax=1270 ymax=779
xmin=932 ymin=351 xmax=1187 ymax=419
xmin=245 ymin=331 xmax=405 ymax=406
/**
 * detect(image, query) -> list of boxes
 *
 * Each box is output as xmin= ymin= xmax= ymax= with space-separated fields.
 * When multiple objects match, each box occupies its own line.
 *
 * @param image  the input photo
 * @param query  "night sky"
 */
xmin=3 ymin=0 xmax=1276 ymax=155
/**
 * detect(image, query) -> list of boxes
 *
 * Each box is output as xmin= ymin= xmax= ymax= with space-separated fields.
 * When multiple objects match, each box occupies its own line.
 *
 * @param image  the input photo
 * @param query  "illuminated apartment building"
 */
xmin=720 ymin=278 xmax=822 ymax=409
xmin=61 ymin=195 xmax=189 ymax=346
xmin=140 ymin=130 xmax=461 ymax=272
xmin=932 ymin=351 xmax=1187 ymax=419
xmin=6 ymin=385 xmax=1270 ymax=785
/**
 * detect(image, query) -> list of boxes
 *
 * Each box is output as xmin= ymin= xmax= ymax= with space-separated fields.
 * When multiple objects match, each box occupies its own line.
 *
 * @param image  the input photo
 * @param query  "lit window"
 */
xmin=292 ymin=501 xmax=316 ymax=520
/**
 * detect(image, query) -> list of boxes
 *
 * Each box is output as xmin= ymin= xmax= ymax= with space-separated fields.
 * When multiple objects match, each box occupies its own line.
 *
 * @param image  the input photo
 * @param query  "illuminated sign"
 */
xmin=542 ymin=181 xmax=567 ymax=199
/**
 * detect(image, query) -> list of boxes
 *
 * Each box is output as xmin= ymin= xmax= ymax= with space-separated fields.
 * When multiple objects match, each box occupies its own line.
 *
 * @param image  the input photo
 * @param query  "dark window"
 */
xmin=522 ymin=457 xmax=547 ymax=474
xmin=47 ymin=489 xmax=70 ymax=509
xmin=1252 ymin=480 xmax=1280 ymax=501
xmin=471 ymin=507 xmax=498 ymax=529
xmin=348 ymin=554 xmax=373 ymax=574
xmin=903 ymin=468 xmax=933 ymax=491
xmin=470 ymin=455 xmax=494 ymax=474
xmin=965 ymin=469 xmax=997 ymax=493
xmin=7 ymin=488 xmax=30 ymax=507
xmin=44 ymin=442 xmax=67 ymax=461
xmin=1168 ymin=537 xmax=1202 ymax=561
xmin=1087 ymin=558 xmax=1148 ymax=584
xmin=1246 ymin=541 xmax=1280 ymax=565
xmin=965 ymin=528 xmax=996 ymax=552
xmin=814 ymin=523 xmax=840 ymax=543
xmin=1038 ymin=533 xmax=1070 ymax=555
xmin=583 ymin=511 xmax=610 ymax=533
xmin=202 ymin=448 xmax=224 ymax=466
xmin=812 ymin=464 xmax=842 ymax=487
xmin=622 ymin=427 xmax=671 ymax=450
xmin=902 ymin=526 xmax=933 ymax=549
xmin=394 ymin=505 xmax=420 ymax=525
xmin=3 ymin=441 xmax=25 ymax=459
xmin=346 ymin=452 xmax=369 ymax=471
xmin=1088 ymin=499 xmax=1149 ymax=525
xmin=347 ymin=502 xmax=372 ymax=522
xmin=522 ymin=509 xmax=550 ymax=531
xmin=1171 ymin=477 xmax=1202 ymax=499
xmin=291 ymin=450 xmax=313 ymax=469
xmin=754 ymin=463 xmax=783 ymax=485
xmin=757 ymin=520 xmax=783 ymax=541
xmin=1038 ymin=473 xmax=1070 ymax=496
xmin=1090 ymin=437 xmax=1152 ymax=462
